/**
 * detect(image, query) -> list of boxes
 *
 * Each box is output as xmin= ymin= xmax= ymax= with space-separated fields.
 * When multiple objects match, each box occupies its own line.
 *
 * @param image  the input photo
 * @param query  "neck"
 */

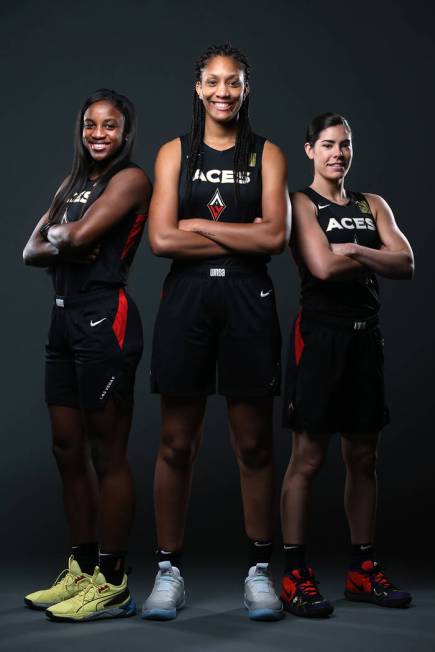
xmin=310 ymin=175 xmax=348 ymax=204
xmin=203 ymin=116 xmax=238 ymax=149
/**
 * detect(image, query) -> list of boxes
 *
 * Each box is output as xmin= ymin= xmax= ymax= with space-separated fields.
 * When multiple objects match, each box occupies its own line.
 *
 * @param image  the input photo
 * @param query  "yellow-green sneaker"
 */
xmin=46 ymin=567 xmax=136 ymax=622
xmin=24 ymin=556 xmax=92 ymax=610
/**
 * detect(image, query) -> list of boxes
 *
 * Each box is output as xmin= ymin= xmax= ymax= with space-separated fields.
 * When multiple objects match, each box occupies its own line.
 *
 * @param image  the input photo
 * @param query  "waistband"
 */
xmin=301 ymin=309 xmax=379 ymax=331
xmin=169 ymin=262 xmax=268 ymax=278
xmin=54 ymin=288 xmax=124 ymax=309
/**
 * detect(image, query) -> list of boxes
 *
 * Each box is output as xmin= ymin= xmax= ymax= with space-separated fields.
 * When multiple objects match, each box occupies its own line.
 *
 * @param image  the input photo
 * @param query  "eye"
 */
xmin=206 ymin=79 xmax=217 ymax=86
xmin=229 ymin=80 xmax=241 ymax=87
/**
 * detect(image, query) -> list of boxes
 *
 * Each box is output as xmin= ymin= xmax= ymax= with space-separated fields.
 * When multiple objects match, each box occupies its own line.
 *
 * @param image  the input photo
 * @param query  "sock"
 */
xmin=98 ymin=551 xmax=126 ymax=585
xmin=350 ymin=544 xmax=375 ymax=568
xmin=71 ymin=542 xmax=99 ymax=575
xmin=283 ymin=544 xmax=307 ymax=572
xmin=248 ymin=539 xmax=273 ymax=568
xmin=157 ymin=549 xmax=182 ymax=572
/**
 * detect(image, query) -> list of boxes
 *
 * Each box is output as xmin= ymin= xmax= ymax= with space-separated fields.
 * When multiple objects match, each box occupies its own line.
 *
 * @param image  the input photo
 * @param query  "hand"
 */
xmin=331 ymin=242 xmax=358 ymax=257
xmin=253 ymin=217 xmax=263 ymax=224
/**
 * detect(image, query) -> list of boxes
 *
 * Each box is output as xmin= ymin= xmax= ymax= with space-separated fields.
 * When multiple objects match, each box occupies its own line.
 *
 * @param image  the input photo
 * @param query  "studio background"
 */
xmin=1 ymin=0 xmax=434 ymax=568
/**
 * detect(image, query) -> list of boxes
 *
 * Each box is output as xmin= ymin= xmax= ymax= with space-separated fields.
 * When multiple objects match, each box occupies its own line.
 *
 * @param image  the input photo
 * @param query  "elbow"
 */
xmin=312 ymin=266 xmax=332 ymax=281
xmin=267 ymin=232 xmax=288 ymax=255
xmin=149 ymin=233 xmax=172 ymax=257
xmin=23 ymin=247 xmax=32 ymax=266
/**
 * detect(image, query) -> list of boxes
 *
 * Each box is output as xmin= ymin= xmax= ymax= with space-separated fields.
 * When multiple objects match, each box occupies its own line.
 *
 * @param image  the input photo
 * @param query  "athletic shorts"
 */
xmin=282 ymin=309 xmax=389 ymax=434
xmin=45 ymin=288 xmax=143 ymax=410
xmin=150 ymin=266 xmax=281 ymax=397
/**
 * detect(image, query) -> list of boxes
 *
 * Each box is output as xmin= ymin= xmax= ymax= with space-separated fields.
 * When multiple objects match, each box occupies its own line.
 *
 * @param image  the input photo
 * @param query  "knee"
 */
xmin=234 ymin=437 xmax=273 ymax=470
xmin=345 ymin=449 xmax=377 ymax=476
xmin=159 ymin=431 xmax=200 ymax=470
xmin=52 ymin=438 xmax=87 ymax=471
xmin=289 ymin=451 xmax=325 ymax=481
xmin=90 ymin=443 xmax=126 ymax=477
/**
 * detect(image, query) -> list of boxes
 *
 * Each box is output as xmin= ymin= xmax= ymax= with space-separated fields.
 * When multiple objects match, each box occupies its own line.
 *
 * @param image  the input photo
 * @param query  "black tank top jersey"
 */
xmin=52 ymin=174 xmax=146 ymax=296
xmin=173 ymin=133 xmax=268 ymax=271
xmin=296 ymin=187 xmax=381 ymax=319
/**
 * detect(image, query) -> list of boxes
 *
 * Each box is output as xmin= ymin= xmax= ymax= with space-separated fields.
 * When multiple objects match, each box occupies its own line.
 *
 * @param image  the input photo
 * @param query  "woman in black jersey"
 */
xmin=22 ymin=89 xmax=151 ymax=622
xmin=279 ymin=113 xmax=414 ymax=618
xmin=142 ymin=43 xmax=291 ymax=622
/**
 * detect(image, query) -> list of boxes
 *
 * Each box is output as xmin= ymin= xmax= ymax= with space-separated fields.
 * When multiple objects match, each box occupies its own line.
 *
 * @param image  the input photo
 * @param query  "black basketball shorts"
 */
xmin=282 ymin=309 xmax=389 ymax=434
xmin=45 ymin=289 xmax=143 ymax=410
xmin=150 ymin=268 xmax=282 ymax=397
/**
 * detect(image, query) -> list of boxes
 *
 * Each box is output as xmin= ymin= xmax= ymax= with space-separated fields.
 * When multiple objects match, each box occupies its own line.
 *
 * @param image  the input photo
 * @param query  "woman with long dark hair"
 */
xmin=280 ymin=113 xmax=413 ymax=617
xmin=23 ymin=89 xmax=151 ymax=622
xmin=142 ymin=43 xmax=291 ymax=621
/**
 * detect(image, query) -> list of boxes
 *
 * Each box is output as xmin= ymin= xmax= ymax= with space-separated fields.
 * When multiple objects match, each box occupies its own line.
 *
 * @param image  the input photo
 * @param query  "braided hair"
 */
xmin=186 ymin=43 xmax=254 ymax=202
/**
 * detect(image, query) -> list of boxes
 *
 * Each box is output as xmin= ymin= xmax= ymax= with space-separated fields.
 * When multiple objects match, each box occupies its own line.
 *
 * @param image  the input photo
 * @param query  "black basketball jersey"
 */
xmin=52 ymin=172 xmax=146 ymax=296
xmin=173 ymin=133 xmax=268 ymax=270
xmin=295 ymin=187 xmax=381 ymax=319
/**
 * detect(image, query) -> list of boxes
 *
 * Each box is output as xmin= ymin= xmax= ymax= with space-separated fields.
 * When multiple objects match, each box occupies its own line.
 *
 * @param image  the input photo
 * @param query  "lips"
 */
xmin=89 ymin=142 xmax=110 ymax=151
xmin=210 ymin=101 xmax=234 ymax=111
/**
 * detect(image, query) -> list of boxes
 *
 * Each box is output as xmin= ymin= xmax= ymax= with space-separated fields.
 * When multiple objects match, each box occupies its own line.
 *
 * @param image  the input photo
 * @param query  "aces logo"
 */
xmin=207 ymin=188 xmax=226 ymax=221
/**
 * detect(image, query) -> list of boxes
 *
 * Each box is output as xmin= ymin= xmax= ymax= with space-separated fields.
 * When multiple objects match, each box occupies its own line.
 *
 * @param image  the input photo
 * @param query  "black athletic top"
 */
xmin=295 ymin=187 xmax=381 ymax=319
xmin=52 ymin=173 xmax=146 ymax=296
xmin=173 ymin=133 xmax=268 ymax=272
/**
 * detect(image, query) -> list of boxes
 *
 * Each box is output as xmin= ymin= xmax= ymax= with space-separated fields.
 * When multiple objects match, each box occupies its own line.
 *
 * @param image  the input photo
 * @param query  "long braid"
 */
xmin=186 ymin=43 xmax=254 ymax=203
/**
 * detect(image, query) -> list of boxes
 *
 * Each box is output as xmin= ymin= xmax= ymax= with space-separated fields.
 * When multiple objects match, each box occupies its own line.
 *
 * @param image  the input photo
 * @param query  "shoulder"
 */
xmin=107 ymin=166 xmax=151 ymax=194
xmin=156 ymin=137 xmax=182 ymax=162
xmin=360 ymin=192 xmax=392 ymax=218
xmin=262 ymin=140 xmax=287 ymax=177
xmin=290 ymin=190 xmax=315 ymax=209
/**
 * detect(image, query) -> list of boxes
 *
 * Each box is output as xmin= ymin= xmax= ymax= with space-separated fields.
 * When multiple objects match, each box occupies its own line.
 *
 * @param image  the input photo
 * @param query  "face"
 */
xmin=82 ymin=100 xmax=126 ymax=162
xmin=305 ymin=124 xmax=353 ymax=180
xmin=195 ymin=55 xmax=248 ymax=123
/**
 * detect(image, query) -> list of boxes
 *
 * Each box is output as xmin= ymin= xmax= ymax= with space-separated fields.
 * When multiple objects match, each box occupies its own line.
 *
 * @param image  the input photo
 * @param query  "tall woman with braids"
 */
xmin=142 ymin=43 xmax=291 ymax=622
xmin=23 ymin=89 xmax=151 ymax=622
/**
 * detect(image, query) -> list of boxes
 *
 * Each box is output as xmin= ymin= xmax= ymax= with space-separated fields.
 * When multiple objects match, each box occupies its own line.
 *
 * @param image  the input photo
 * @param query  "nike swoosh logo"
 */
xmin=260 ymin=290 xmax=272 ymax=298
xmin=90 ymin=318 xmax=107 ymax=327
xmin=318 ymin=204 xmax=331 ymax=210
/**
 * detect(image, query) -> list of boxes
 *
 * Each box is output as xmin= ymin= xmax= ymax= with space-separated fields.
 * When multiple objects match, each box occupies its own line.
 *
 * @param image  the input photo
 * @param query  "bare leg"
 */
xmin=341 ymin=432 xmax=379 ymax=543
xmin=154 ymin=396 xmax=206 ymax=551
xmin=84 ymin=400 xmax=135 ymax=552
xmin=280 ymin=432 xmax=331 ymax=544
xmin=227 ymin=397 xmax=275 ymax=541
xmin=49 ymin=405 xmax=98 ymax=544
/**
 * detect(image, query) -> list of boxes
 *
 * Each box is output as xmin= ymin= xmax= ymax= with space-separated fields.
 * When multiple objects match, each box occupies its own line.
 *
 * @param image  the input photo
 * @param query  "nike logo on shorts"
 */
xmin=260 ymin=290 xmax=272 ymax=298
xmin=90 ymin=318 xmax=107 ymax=327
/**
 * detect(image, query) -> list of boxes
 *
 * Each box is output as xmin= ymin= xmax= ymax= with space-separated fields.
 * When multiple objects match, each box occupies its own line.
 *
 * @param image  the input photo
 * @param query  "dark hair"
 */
xmin=306 ymin=113 xmax=351 ymax=147
xmin=47 ymin=89 xmax=136 ymax=224
xmin=186 ymin=43 xmax=254 ymax=201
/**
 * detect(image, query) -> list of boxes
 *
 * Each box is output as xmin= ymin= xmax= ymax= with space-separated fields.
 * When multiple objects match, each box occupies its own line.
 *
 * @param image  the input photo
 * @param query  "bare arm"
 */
xmin=23 ymin=211 xmax=62 ymax=267
xmin=148 ymin=139 xmax=230 ymax=259
xmin=291 ymin=192 xmax=364 ymax=281
xmin=331 ymin=194 xmax=414 ymax=279
xmin=46 ymin=168 xmax=151 ymax=250
xmin=178 ymin=141 xmax=291 ymax=255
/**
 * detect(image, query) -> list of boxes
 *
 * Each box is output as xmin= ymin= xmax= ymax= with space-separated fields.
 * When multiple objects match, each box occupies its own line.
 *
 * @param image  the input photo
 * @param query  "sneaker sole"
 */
xmin=141 ymin=599 xmax=185 ymax=621
xmin=246 ymin=606 xmax=284 ymax=621
xmin=283 ymin=602 xmax=334 ymax=618
xmin=344 ymin=591 xmax=412 ymax=608
xmin=46 ymin=599 xmax=137 ymax=622
xmin=24 ymin=598 xmax=53 ymax=610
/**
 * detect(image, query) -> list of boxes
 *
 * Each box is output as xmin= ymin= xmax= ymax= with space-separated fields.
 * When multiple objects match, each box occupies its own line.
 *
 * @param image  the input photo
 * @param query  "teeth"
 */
xmin=214 ymin=103 xmax=231 ymax=109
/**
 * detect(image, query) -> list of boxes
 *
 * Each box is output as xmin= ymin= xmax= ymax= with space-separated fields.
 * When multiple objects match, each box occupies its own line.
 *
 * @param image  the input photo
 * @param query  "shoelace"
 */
xmin=371 ymin=569 xmax=396 ymax=590
xmin=299 ymin=579 xmax=320 ymax=598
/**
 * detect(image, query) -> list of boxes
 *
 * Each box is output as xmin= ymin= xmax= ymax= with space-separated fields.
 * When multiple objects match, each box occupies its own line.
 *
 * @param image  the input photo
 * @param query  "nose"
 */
xmin=92 ymin=125 xmax=105 ymax=139
xmin=216 ymin=82 xmax=230 ymax=97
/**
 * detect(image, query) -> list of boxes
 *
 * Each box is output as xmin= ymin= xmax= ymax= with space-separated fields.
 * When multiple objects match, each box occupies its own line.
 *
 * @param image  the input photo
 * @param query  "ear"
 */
xmin=195 ymin=81 xmax=203 ymax=100
xmin=304 ymin=142 xmax=314 ymax=160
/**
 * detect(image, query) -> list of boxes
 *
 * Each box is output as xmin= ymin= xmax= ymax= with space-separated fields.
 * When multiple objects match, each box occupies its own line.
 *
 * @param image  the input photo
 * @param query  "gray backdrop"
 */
xmin=1 ymin=0 xmax=434 ymax=561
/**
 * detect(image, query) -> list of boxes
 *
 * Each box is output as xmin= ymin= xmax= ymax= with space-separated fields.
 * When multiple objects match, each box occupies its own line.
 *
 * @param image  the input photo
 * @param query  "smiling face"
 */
xmin=195 ymin=55 xmax=248 ymax=123
xmin=82 ymin=100 xmax=126 ymax=163
xmin=305 ymin=124 xmax=353 ymax=181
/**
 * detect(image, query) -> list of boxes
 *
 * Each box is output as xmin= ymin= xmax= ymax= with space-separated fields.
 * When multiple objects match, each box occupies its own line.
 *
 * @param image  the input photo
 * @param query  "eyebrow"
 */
xmin=320 ymin=138 xmax=351 ymax=144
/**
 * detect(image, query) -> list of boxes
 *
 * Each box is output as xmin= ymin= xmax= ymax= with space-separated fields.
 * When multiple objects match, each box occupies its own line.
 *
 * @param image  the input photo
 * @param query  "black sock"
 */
xmin=283 ymin=544 xmax=307 ymax=572
xmin=350 ymin=544 xmax=375 ymax=568
xmin=157 ymin=549 xmax=182 ymax=572
xmin=71 ymin=542 xmax=99 ymax=575
xmin=248 ymin=539 xmax=273 ymax=568
xmin=98 ymin=551 xmax=126 ymax=585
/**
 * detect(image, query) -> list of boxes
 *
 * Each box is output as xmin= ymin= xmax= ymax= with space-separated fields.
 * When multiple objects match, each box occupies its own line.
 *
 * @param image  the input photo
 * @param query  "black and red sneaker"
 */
xmin=345 ymin=560 xmax=412 ymax=608
xmin=280 ymin=568 xmax=334 ymax=618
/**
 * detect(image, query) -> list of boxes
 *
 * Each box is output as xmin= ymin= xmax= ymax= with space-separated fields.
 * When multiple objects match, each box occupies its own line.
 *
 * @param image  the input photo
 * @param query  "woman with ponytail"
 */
xmin=23 ymin=89 xmax=151 ymax=622
xmin=142 ymin=43 xmax=291 ymax=622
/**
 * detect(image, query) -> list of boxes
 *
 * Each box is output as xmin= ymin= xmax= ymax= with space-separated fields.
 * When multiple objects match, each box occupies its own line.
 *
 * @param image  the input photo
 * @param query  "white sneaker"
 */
xmin=141 ymin=561 xmax=185 ymax=620
xmin=244 ymin=562 xmax=284 ymax=620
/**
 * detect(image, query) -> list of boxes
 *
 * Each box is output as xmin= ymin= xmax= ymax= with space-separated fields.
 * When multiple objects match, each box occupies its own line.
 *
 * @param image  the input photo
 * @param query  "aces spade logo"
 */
xmin=207 ymin=188 xmax=226 ymax=221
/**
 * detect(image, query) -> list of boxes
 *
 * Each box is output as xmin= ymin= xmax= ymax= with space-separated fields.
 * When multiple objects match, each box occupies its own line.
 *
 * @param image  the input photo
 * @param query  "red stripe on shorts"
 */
xmin=294 ymin=309 xmax=304 ymax=366
xmin=112 ymin=288 xmax=128 ymax=349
